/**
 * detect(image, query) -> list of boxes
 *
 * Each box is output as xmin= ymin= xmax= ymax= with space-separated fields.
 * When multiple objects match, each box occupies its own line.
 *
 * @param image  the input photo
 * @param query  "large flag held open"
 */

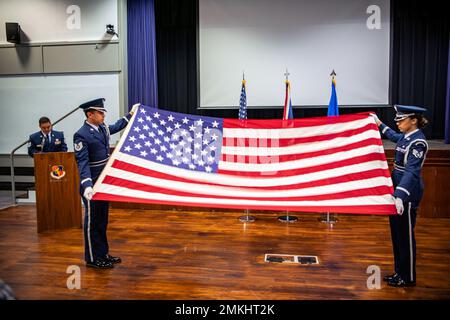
xmin=93 ymin=105 xmax=396 ymax=215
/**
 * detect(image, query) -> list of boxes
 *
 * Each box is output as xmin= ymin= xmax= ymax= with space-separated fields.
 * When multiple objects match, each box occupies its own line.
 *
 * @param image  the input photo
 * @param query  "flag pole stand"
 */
xmin=239 ymin=209 xmax=255 ymax=223
xmin=318 ymin=212 xmax=337 ymax=224
xmin=278 ymin=211 xmax=298 ymax=223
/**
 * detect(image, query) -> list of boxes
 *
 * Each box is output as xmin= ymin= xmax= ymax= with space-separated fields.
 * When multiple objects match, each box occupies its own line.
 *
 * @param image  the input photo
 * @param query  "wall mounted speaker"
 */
xmin=6 ymin=22 xmax=21 ymax=44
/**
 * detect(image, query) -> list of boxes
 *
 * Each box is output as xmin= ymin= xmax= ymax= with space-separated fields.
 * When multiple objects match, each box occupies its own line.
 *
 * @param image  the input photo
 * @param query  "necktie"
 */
xmin=99 ymin=125 xmax=107 ymax=144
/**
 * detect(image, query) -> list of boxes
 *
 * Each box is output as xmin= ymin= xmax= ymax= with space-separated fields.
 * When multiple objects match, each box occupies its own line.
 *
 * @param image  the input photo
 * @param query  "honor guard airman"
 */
xmin=28 ymin=116 xmax=67 ymax=157
xmin=372 ymin=105 xmax=429 ymax=287
xmin=73 ymin=98 xmax=133 ymax=269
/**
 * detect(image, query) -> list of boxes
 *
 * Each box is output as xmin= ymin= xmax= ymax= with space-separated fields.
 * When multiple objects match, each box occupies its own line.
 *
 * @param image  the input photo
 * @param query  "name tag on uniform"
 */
xmin=55 ymin=139 xmax=61 ymax=145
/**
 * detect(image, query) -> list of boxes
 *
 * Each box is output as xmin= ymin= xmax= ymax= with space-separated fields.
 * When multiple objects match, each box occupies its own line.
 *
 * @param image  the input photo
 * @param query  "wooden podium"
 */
xmin=34 ymin=152 xmax=82 ymax=233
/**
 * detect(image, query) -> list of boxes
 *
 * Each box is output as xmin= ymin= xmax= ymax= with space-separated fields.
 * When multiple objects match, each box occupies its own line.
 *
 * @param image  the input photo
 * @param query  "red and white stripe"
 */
xmin=93 ymin=112 xmax=396 ymax=215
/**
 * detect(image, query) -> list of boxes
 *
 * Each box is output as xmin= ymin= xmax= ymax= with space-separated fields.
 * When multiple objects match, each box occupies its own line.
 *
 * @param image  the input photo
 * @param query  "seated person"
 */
xmin=28 ymin=116 xmax=68 ymax=157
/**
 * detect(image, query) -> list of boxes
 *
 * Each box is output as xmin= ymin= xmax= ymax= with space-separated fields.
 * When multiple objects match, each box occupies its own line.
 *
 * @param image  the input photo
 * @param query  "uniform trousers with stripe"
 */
xmin=82 ymin=197 xmax=110 ymax=263
xmin=389 ymin=201 xmax=418 ymax=282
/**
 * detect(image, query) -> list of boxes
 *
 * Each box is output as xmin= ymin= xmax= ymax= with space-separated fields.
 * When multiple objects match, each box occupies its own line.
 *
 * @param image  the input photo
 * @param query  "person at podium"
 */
xmin=27 ymin=116 xmax=68 ymax=157
xmin=73 ymin=98 xmax=135 ymax=269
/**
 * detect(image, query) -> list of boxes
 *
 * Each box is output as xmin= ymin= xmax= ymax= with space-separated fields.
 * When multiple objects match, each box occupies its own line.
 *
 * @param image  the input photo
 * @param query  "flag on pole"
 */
xmin=327 ymin=77 xmax=339 ymax=116
xmin=283 ymin=79 xmax=294 ymax=120
xmin=92 ymin=105 xmax=396 ymax=215
xmin=238 ymin=79 xmax=247 ymax=120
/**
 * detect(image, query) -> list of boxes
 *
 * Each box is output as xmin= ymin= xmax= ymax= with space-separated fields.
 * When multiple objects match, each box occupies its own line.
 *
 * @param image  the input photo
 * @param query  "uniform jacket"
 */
xmin=380 ymin=123 xmax=428 ymax=203
xmin=28 ymin=130 xmax=68 ymax=157
xmin=74 ymin=114 xmax=132 ymax=195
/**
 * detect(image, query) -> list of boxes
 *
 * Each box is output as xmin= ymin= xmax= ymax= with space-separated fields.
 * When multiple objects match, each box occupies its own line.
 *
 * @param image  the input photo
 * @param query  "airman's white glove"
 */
xmin=370 ymin=113 xmax=381 ymax=126
xmin=394 ymin=197 xmax=404 ymax=215
xmin=130 ymin=103 xmax=141 ymax=116
xmin=83 ymin=187 xmax=94 ymax=201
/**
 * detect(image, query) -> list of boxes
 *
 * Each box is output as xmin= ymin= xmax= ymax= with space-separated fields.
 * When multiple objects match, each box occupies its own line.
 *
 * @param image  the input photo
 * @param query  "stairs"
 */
xmin=0 ymin=154 xmax=35 ymax=206
xmin=16 ymin=189 xmax=36 ymax=204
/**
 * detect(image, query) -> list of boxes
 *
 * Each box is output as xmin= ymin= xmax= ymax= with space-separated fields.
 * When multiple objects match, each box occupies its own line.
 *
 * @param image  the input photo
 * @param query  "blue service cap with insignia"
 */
xmin=394 ymin=104 xmax=427 ymax=122
xmin=79 ymin=98 xmax=107 ymax=113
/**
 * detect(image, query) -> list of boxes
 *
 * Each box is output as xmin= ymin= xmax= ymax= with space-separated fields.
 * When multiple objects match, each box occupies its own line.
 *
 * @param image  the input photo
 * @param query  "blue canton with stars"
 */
xmin=120 ymin=105 xmax=224 ymax=173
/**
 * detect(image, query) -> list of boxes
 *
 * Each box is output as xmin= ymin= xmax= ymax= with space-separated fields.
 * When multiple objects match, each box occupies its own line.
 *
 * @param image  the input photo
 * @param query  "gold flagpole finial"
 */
xmin=284 ymin=69 xmax=290 ymax=84
xmin=330 ymin=69 xmax=337 ymax=84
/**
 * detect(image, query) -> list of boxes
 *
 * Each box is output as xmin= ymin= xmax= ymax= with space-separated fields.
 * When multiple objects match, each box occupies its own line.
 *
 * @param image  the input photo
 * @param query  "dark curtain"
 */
xmin=154 ymin=0 xmax=197 ymax=114
xmin=389 ymin=0 xmax=450 ymax=139
xmin=154 ymin=0 xmax=450 ymax=134
xmin=154 ymin=0 xmax=327 ymax=120
xmin=127 ymin=0 xmax=158 ymax=110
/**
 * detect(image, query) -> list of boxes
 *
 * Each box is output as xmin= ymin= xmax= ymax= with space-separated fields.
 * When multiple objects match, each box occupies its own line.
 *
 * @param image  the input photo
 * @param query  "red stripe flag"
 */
xmin=93 ymin=105 xmax=396 ymax=215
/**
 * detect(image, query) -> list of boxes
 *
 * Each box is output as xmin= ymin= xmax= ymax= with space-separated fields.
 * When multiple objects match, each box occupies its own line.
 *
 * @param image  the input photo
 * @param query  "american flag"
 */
xmin=239 ymin=79 xmax=247 ymax=120
xmin=93 ymin=105 xmax=396 ymax=215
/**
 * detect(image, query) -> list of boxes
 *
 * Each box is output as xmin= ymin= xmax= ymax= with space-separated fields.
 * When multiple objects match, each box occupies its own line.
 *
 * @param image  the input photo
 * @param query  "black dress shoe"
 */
xmin=105 ymin=254 xmax=122 ymax=264
xmin=387 ymin=277 xmax=416 ymax=287
xmin=86 ymin=259 xmax=114 ymax=269
xmin=383 ymin=273 xmax=399 ymax=282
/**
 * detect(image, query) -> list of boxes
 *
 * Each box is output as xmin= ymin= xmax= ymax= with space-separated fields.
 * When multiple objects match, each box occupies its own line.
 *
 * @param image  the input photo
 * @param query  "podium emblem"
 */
xmin=50 ymin=165 xmax=66 ymax=180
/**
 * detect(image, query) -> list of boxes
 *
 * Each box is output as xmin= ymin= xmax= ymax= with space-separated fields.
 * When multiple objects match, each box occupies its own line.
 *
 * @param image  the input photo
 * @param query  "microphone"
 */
xmin=41 ymin=135 xmax=46 ymax=152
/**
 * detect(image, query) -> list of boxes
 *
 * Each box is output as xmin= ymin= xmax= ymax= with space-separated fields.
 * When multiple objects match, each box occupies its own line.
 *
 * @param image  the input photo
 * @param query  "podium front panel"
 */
xmin=34 ymin=152 xmax=81 ymax=232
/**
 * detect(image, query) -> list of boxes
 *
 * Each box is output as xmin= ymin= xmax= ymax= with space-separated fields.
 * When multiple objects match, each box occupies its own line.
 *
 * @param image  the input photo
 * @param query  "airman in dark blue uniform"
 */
xmin=74 ymin=98 xmax=133 ymax=269
xmin=373 ymin=105 xmax=429 ymax=287
xmin=28 ymin=116 xmax=67 ymax=157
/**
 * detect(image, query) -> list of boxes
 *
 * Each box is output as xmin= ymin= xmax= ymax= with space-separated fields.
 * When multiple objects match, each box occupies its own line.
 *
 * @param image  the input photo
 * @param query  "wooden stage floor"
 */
xmin=0 ymin=205 xmax=449 ymax=300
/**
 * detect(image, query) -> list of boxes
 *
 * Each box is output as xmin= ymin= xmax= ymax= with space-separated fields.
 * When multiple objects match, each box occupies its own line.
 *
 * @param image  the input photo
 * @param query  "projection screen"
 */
xmin=199 ymin=0 xmax=390 ymax=108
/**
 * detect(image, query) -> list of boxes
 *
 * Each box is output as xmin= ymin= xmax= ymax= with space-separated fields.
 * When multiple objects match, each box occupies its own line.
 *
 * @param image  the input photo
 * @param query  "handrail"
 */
xmin=9 ymin=106 xmax=80 ymax=205
xmin=10 ymin=141 xmax=29 ymax=205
